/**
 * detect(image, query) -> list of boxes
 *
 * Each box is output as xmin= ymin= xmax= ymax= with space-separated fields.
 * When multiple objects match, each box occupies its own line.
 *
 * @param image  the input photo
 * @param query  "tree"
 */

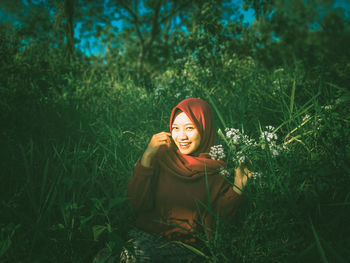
xmin=242 ymin=0 xmax=350 ymax=74
xmin=104 ymin=0 xmax=193 ymax=76
xmin=0 ymin=0 xmax=77 ymax=60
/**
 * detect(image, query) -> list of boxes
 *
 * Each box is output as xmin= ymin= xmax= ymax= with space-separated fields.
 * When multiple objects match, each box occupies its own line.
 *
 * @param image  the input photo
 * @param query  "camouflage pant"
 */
xmin=93 ymin=228 xmax=199 ymax=263
xmin=120 ymin=228 xmax=199 ymax=263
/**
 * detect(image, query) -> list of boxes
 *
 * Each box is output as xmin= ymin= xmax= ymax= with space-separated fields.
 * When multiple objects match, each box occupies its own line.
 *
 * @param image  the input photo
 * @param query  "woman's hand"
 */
xmin=233 ymin=161 xmax=252 ymax=195
xmin=141 ymin=132 xmax=172 ymax=168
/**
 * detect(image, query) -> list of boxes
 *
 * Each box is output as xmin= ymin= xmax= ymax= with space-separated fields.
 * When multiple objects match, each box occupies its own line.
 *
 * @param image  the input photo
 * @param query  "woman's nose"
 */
xmin=179 ymin=129 xmax=188 ymax=139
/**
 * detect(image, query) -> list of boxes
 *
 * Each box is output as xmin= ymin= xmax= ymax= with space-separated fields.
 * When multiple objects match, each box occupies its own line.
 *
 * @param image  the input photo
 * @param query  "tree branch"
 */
xmin=159 ymin=1 xmax=191 ymax=24
xmin=117 ymin=0 xmax=144 ymax=45
xmin=144 ymin=0 xmax=162 ymax=48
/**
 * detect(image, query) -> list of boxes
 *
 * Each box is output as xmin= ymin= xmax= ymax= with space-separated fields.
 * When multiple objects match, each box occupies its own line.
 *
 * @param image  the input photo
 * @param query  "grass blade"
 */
xmin=206 ymin=93 xmax=226 ymax=128
xmin=173 ymin=241 xmax=209 ymax=259
xmin=289 ymin=79 xmax=296 ymax=118
xmin=309 ymin=218 xmax=328 ymax=263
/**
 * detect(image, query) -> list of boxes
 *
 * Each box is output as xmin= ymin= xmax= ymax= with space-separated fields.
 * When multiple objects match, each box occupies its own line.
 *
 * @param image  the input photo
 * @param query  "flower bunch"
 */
xmin=209 ymin=125 xmax=286 ymax=179
xmin=260 ymin=125 xmax=277 ymax=142
xmin=259 ymin=126 xmax=282 ymax=157
xmin=219 ymin=167 xmax=230 ymax=177
xmin=225 ymin=128 xmax=254 ymax=146
xmin=209 ymin=144 xmax=226 ymax=160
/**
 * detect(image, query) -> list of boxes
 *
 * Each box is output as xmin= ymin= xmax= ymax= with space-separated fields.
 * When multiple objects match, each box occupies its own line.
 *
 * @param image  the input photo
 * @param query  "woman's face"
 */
xmin=171 ymin=111 xmax=201 ymax=155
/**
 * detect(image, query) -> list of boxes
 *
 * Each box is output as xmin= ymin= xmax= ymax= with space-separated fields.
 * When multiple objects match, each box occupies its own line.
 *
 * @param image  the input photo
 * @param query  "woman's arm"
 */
xmin=128 ymin=131 xmax=172 ymax=212
xmin=214 ymin=163 xmax=251 ymax=219
xmin=128 ymin=160 xmax=157 ymax=212
xmin=141 ymin=132 xmax=172 ymax=167
xmin=214 ymin=182 xmax=243 ymax=220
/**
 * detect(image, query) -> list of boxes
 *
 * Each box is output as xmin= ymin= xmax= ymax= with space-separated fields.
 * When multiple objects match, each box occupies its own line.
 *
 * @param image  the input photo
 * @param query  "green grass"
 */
xmin=1 ymin=55 xmax=350 ymax=263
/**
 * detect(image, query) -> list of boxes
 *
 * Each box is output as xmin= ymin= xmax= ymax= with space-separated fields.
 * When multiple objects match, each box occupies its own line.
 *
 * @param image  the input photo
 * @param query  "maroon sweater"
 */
xmin=128 ymin=160 xmax=242 ymax=242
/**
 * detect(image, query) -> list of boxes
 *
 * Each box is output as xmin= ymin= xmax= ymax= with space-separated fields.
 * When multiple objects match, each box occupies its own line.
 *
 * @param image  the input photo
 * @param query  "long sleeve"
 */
xmin=214 ymin=183 xmax=243 ymax=220
xmin=128 ymin=160 xmax=157 ymax=213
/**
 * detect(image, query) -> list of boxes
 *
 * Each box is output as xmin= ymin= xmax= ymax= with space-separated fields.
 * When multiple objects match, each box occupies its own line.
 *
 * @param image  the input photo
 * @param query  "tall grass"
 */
xmin=1 ymin=51 xmax=349 ymax=263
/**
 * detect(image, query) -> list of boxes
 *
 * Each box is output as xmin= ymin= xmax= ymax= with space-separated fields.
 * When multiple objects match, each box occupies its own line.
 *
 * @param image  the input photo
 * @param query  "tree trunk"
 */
xmin=64 ymin=0 xmax=75 ymax=61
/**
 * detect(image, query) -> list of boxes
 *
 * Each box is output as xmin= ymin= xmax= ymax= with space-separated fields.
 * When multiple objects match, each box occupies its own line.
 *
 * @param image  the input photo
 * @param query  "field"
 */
xmin=1 ymin=45 xmax=349 ymax=263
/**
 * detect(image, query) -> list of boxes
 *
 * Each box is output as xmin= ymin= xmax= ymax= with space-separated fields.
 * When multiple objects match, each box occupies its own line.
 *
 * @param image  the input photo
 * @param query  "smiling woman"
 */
xmin=116 ymin=98 xmax=251 ymax=262
xmin=171 ymin=111 xmax=201 ymax=155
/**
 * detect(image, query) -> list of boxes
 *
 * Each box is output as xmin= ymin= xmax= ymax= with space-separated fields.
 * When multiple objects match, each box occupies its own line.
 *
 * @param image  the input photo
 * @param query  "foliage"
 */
xmin=1 ymin=0 xmax=350 ymax=262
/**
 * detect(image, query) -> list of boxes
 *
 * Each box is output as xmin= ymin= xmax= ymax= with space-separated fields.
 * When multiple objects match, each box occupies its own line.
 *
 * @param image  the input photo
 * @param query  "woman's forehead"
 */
xmin=172 ymin=111 xmax=193 ymax=125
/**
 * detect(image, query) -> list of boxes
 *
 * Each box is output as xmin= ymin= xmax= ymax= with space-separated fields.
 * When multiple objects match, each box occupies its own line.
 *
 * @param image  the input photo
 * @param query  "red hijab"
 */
xmin=157 ymin=98 xmax=225 ymax=178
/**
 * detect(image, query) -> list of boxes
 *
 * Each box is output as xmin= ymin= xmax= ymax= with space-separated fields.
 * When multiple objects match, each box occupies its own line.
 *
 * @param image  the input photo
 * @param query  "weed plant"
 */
xmin=1 ymin=42 xmax=349 ymax=263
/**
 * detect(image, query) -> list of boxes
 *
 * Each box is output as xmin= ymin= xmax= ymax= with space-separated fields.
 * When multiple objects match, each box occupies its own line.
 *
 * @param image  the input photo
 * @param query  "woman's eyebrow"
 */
xmin=172 ymin=123 xmax=194 ymax=126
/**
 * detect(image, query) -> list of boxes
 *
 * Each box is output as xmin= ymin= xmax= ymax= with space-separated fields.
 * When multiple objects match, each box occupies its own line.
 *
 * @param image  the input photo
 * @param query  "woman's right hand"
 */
xmin=233 ymin=161 xmax=252 ymax=195
xmin=141 ymin=132 xmax=172 ymax=167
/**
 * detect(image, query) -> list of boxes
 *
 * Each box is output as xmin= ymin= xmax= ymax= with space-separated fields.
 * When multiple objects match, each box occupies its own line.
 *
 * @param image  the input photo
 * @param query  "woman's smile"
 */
xmin=179 ymin=142 xmax=191 ymax=149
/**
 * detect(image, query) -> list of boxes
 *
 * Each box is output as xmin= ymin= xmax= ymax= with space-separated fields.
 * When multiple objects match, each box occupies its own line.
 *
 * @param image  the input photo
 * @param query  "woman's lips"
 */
xmin=179 ymin=142 xmax=191 ymax=149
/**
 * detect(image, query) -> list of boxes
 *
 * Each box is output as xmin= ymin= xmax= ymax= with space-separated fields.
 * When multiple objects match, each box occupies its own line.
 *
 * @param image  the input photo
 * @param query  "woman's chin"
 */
xmin=178 ymin=147 xmax=194 ymax=155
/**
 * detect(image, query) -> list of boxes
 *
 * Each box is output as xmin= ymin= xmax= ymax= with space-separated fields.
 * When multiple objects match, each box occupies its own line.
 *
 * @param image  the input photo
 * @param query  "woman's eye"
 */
xmin=186 ymin=127 xmax=194 ymax=131
xmin=172 ymin=127 xmax=178 ymax=131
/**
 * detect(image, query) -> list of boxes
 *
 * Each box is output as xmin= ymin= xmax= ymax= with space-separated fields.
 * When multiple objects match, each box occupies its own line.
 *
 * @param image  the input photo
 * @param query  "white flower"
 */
xmin=260 ymin=131 xmax=278 ymax=143
xmin=232 ymin=151 xmax=247 ymax=164
xmin=209 ymin=145 xmax=226 ymax=160
xmin=265 ymin=126 xmax=275 ymax=132
xmin=239 ymin=155 xmax=246 ymax=163
xmin=316 ymin=116 xmax=323 ymax=130
xmin=174 ymin=92 xmax=181 ymax=98
xmin=225 ymin=128 xmax=241 ymax=144
xmin=251 ymin=172 xmax=262 ymax=180
xmin=271 ymin=148 xmax=279 ymax=157
xmin=321 ymin=105 xmax=333 ymax=111
xmin=219 ymin=168 xmax=230 ymax=177
xmin=269 ymin=143 xmax=283 ymax=157
xmin=260 ymin=126 xmax=277 ymax=143
xmin=154 ymin=87 xmax=165 ymax=96
xmin=242 ymin=134 xmax=254 ymax=146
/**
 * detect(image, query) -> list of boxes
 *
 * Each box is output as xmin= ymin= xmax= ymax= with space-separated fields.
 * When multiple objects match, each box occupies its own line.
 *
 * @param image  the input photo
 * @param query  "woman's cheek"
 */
xmin=191 ymin=131 xmax=199 ymax=140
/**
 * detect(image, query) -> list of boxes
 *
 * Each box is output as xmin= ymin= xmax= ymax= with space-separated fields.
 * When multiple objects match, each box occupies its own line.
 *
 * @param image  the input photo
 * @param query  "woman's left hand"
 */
xmin=233 ymin=162 xmax=252 ymax=195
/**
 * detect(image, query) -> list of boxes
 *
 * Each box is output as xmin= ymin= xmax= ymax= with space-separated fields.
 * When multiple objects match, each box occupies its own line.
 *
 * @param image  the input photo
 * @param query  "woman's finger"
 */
xmin=159 ymin=133 xmax=169 ymax=139
xmin=247 ymin=170 xmax=253 ymax=178
xmin=157 ymin=137 xmax=169 ymax=145
xmin=159 ymin=138 xmax=171 ymax=146
xmin=163 ymin=134 xmax=173 ymax=142
xmin=156 ymin=133 xmax=169 ymax=139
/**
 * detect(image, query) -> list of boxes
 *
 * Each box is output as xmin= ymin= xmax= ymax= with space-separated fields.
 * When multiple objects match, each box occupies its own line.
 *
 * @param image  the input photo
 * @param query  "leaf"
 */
xmin=108 ymin=197 xmax=127 ymax=210
xmin=0 ymin=224 xmax=20 ymax=257
xmin=93 ymin=225 xmax=107 ymax=241
xmin=173 ymin=241 xmax=209 ymax=259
